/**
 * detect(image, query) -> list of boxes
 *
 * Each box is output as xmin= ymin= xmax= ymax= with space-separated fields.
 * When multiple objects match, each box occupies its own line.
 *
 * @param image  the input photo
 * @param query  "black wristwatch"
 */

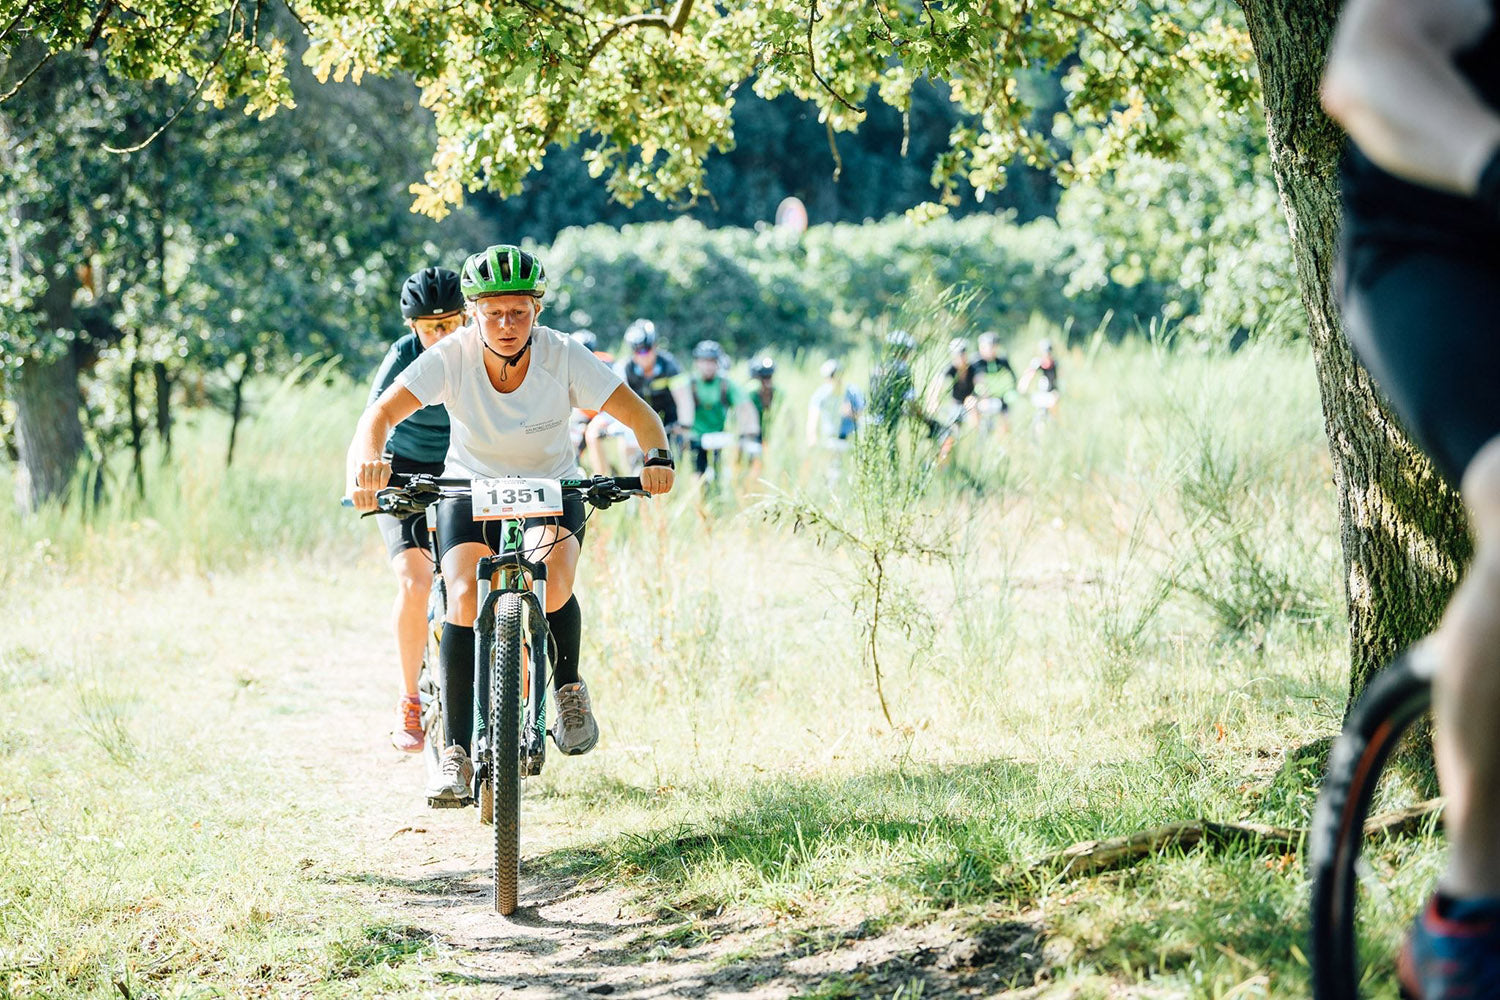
xmin=644 ymin=448 xmax=675 ymax=470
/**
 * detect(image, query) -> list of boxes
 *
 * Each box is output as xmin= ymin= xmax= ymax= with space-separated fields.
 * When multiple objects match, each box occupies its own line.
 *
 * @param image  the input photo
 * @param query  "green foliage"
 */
xmin=0 ymin=34 xmax=492 ymax=501
xmin=1058 ymin=95 xmax=1303 ymax=345
xmin=7 ymin=0 xmax=1257 ymax=218
xmin=543 ymin=201 xmax=1288 ymax=358
xmin=475 ymin=81 xmax=1064 ymax=242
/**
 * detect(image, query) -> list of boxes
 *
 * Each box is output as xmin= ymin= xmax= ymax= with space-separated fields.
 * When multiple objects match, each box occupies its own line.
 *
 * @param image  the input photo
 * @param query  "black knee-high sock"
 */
xmin=547 ymin=596 xmax=582 ymax=689
xmin=440 ymin=622 xmax=475 ymax=756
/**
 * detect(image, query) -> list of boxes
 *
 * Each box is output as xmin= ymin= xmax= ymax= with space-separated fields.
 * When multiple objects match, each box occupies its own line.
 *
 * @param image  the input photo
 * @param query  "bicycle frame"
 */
xmin=348 ymin=472 xmax=647 ymax=915
xmin=473 ymin=518 xmax=550 ymax=776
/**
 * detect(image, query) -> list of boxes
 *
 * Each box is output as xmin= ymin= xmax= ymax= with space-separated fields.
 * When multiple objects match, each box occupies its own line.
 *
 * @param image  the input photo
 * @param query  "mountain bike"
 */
xmin=416 ymin=504 xmax=452 ymax=808
xmin=357 ymin=473 xmax=648 ymax=915
xmin=690 ymin=429 xmax=735 ymax=484
xmin=1308 ymin=652 xmax=1437 ymax=999
xmin=342 ymin=476 xmax=453 ymax=804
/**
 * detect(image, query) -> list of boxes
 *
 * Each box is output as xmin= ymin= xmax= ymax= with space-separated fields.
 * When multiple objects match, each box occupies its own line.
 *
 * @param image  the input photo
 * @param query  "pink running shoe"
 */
xmin=391 ymin=694 xmax=424 ymax=753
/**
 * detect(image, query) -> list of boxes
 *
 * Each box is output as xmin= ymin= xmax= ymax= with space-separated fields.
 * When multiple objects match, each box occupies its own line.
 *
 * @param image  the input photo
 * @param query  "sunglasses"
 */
xmin=414 ymin=312 xmax=464 ymax=334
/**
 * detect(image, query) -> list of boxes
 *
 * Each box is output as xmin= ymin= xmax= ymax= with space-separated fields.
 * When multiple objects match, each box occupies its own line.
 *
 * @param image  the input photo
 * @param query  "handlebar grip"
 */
xmin=614 ymin=477 xmax=642 ymax=491
xmin=340 ymin=497 xmax=354 ymax=507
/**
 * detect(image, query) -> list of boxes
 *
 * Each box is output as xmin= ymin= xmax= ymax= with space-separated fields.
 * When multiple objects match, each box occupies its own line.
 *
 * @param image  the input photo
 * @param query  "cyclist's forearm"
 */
xmin=601 ymin=384 xmax=669 ymax=452
xmin=346 ymin=386 xmax=420 ymax=485
xmin=346 ymin=409 xmax=392 ymax=484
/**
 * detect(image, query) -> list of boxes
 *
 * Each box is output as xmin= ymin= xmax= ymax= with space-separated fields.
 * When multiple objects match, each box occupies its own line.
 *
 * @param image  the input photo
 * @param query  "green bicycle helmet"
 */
xmin=461 ymin=244 xmax=547 ymax=300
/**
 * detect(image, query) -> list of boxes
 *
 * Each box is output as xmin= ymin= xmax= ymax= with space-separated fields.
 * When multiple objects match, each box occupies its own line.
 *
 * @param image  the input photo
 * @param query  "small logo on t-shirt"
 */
xmin=523 ymin=417 xmax=564 ymax=435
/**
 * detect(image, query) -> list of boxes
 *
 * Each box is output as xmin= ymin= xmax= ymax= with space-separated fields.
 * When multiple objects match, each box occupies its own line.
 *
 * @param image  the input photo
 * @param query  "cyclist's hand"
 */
xmin=641 ymin=465 xmax=674 ymax=495
xmin=349 ymin=458 xmax=392 ymax=512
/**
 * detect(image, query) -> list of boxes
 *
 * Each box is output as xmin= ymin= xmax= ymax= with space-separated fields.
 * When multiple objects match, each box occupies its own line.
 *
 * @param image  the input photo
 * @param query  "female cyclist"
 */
xmin=346 ymin=244 xmax=675 ymax=803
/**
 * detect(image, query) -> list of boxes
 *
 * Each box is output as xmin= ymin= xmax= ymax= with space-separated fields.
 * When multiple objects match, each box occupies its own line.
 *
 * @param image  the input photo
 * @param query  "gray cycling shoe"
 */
xmin=551 ymin=681 xmax=600 ymax=756
xmin=426 ymin=744 xmax=475 ymax=808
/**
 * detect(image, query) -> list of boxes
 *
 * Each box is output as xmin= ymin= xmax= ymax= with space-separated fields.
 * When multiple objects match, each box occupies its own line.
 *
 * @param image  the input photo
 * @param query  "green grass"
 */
xmin=0 ymin=334 xmax=1441 ymax=997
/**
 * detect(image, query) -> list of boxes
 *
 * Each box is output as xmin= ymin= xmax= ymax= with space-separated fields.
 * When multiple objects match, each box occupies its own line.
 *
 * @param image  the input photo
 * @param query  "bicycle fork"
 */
xmin=474 ymin=520 xmax=551 ymax=780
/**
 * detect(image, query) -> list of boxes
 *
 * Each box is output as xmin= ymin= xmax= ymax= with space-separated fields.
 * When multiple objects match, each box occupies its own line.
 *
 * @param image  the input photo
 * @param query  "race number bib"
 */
xmin=471 ymin=477 xmax=564 ymax=521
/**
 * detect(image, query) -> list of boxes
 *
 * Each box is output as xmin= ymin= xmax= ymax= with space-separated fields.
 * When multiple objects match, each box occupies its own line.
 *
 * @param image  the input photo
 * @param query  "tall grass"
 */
xmin=1 ymin=333 xmax=1395 ymax=997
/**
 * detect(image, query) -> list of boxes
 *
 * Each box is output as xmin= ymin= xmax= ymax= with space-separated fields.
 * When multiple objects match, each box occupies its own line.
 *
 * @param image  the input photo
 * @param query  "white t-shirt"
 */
xmin=396 ymin=324 xmax=622 ymax=480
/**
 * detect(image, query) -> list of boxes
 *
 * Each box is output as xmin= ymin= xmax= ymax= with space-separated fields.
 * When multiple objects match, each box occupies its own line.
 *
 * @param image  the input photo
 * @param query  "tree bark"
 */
xmin=226 ymin=353 xmax=248 ymax=468
xmin=12 ymin=339 xmax=86 ymax=511
xmin=10 ymin=203 xmax=85 ymax=511
xmin=1238 ymin=0 xmax=1473 ymax=704
xmin=154 ymin=361 xmax=172 ymax=457
xmin=126 ymin=335 xmax=144 ymax=497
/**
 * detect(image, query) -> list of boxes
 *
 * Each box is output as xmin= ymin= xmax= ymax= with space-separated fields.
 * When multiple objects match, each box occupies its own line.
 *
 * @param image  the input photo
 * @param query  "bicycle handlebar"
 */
xmin=342 ymin=473 xmax=647 ymax=516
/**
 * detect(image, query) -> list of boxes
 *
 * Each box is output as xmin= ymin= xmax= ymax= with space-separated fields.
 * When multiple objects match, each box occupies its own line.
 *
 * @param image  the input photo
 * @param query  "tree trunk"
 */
xmin=12 ymin=338 xmax=86 ymax=510
xmin=10 ymin=208 xmax=85 ymax=511
xmin=226 ymin=353 xmax=249 ymax=468
xmin=126 ymin=336 xmax=145 ymax=497
xmin=154 ymin=361 xmax=172 ymax=457
xmin=1238 ymin=0 xmax=1473 ymax=704
xmin=3 ymin=59 xmax=88 ymax=512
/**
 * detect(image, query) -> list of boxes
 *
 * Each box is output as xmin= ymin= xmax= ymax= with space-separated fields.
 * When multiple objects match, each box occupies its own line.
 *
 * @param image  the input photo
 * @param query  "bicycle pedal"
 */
xmin=521 ymin=754 xmax=545 ymax=777
xmin=426 ymin=794 xmax=474 ymax=809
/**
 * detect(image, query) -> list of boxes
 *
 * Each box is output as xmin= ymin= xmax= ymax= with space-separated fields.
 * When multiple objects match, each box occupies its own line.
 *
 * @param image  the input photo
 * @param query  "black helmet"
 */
xmin=400 ymin=267 xmax=464 ymax=318
xmin=624 ymin=319 xmax=657 ymax=351
xmin=750 ymin=355 xmax=775 ymax=378
xmin=571 ymin=329 xmax=598 ymax=352
xmin=693 ymin=339 xmax=723 ymax=361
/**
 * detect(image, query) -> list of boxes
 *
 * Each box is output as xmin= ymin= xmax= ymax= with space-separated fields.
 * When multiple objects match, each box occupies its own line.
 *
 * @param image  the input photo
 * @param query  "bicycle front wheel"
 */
xmin=1308 ymin=655 xmax=1434 ymax=1000
xmin=491 ymin=593 xmax=525 ymax=915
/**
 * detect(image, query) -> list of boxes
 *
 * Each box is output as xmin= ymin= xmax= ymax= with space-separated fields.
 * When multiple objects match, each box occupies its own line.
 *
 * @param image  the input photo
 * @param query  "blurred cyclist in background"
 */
xmin=743 ymin=353 xmax=778 ymax=479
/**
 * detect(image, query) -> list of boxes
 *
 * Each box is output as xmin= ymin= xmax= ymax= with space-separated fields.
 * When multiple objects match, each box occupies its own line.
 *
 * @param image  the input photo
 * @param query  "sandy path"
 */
xmin=212 ymin=567 xmax=1047 ymax=999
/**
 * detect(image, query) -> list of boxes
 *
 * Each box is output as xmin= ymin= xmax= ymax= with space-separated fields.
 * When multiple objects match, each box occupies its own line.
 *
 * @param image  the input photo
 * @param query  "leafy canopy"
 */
xmin=5 ymin=0 xmax=1257 ymax=217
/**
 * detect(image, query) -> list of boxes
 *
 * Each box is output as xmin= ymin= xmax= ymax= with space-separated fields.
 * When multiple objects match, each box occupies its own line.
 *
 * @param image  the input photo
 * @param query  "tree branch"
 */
xmin=280 ymin=0 xmax=312 ymax=34
xmin=530 ymin=1 xmax=697 ymax=152
xmin=1047 ymin=5 xmax=1174 ymax=68
xmin=807 ymin=0 xmax=863 ymax=115
xmin=826 ymin=116 xmax=842 ymax=181
xmin=0 ymin=0 xmax=35 ymax=47
xmin=584 ymin=0 xmax=695 ymax=64
xmin=0 ymin=50 xmax=52 ymax=104
xmin=84 ymin=0 xmax=114 ymax=49
xmin=1016 ymin=799 xmax=1444 ymax=885
xmin=102 ymin=0 xmax=240 ymax=154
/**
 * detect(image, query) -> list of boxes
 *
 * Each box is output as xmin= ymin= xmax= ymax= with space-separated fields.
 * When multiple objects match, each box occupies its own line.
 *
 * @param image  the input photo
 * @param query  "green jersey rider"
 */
xmin=347 ymin=245 xmax=675 ymax=806
xmin=683 ymin=339 xmax=759 ymax=478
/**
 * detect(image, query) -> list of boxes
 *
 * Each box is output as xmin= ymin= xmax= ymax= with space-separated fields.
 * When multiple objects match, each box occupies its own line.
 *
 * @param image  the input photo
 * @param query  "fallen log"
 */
xmin=1019 ymin=798 xmax=1444 ymax=883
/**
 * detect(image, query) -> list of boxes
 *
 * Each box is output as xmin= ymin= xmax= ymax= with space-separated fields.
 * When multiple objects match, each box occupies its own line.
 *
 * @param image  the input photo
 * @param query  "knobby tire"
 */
xmin=1308 ymin=656 xmax=1433 ymax=1000
xmin=492 ymin=593 xmax=525 ymax=915
xmin=419 ymin=577 xmax=447 ymax=800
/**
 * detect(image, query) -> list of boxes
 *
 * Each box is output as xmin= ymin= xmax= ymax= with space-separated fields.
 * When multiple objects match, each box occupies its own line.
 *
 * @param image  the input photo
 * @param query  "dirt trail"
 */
xmin=258 ymin=576 xmax=1046 ymax=999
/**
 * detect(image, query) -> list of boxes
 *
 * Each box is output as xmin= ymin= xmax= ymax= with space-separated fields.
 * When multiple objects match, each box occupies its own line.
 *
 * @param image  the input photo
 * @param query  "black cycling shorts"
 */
xmin=435 ymin=493 xmax=587 ymax=562
xmin=1340 ymin=228 xmax=1500 ymax=488
xmin=374 ymin=455 xmax=445 ymax=561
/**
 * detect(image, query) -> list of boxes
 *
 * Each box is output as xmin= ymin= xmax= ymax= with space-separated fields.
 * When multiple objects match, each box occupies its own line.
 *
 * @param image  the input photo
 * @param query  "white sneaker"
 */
xmin=551 ymin=681 xmax=599 ymax=756
xmin=426 ymin=745 xmax=474 ymax=807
